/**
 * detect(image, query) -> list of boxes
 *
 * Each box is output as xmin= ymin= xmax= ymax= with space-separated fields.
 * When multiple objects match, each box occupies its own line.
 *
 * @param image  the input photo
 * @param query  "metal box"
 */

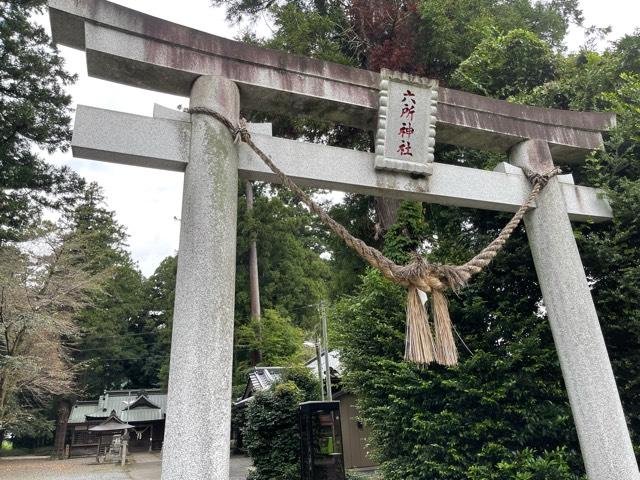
xmin=299 ymin=401 xmax=346 ymax=480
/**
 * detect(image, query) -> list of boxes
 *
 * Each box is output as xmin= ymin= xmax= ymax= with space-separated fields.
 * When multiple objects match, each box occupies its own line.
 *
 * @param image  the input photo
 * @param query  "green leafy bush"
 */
xmin=243 ymin=369 xmax=318 ymax=480
xmin=236 ymin=309 xmax=305 ymax=368
xmin=451 ymin=29 xmax=556 ymax=99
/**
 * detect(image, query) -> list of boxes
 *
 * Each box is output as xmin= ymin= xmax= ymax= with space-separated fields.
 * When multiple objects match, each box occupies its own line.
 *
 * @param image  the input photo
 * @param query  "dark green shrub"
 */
xmin=244 ymin=381 xmax=303 ymax=480
xmin=243 ymin=368 xmax=319 ymax=480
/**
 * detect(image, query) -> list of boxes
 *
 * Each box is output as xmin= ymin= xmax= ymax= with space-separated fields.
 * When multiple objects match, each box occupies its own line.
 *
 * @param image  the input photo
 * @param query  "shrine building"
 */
xmin=63 ymin=389 xmax=166 ymax=457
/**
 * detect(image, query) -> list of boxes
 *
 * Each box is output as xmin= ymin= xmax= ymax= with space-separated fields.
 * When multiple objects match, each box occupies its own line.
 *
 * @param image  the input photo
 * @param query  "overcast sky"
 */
xmin=42 ymin=0 xmax=639 ymax=277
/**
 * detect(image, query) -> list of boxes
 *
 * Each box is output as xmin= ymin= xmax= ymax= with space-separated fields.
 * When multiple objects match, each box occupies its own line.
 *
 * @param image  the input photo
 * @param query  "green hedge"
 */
xmin=243 ymin=368 xmax=318 ymax=480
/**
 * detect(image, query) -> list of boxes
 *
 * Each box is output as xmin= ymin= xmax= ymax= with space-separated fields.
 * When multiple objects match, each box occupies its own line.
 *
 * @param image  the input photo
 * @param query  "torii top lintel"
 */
xmin=49 ymin=0 xmax=615 ymax=164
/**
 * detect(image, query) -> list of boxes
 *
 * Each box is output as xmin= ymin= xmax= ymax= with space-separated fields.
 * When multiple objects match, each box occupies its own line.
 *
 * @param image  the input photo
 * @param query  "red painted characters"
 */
xmin=397 ymin=89 xmax=416 ymax=156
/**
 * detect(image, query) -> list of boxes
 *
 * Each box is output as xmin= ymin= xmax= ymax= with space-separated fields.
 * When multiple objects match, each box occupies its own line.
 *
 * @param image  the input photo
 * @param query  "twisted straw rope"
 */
xmin=187 ymin=107 xmax=559 ymax=296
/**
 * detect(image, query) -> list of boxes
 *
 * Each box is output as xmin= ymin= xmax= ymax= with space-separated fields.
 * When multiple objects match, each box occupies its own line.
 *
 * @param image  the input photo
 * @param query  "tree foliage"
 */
xmin=451 ymin=28 xmax=557 ymax=99
xmin=0 ymin=0 xmax=84 ymax=243
xmin=335 ymin=199 xmax=585 ymax=478
xmin=236 ymin=309 xmax=305 ymax=370
xmin=236 ymin=185 xmax=331 ymax=329
xmin=139 ymin=255 xmax=177 ymax=388
xmin=244 ymin=382 xmax=303 ymax=480
xmin=65 ymin=185 xmax=148 ymax=396
xmin=0 ymin=222 xmax=107 ymax=437
xmin=415 ymin=0 xmax=581 ymax=76
xmin=215 ymin=0 xmax=582 ymax=79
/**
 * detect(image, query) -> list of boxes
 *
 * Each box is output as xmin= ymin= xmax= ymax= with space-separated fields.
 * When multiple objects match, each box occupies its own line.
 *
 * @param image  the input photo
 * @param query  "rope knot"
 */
xmin=185 ymin=107 xmax=251 ymax=144
xmin=523 ymin=166 xmax=562 ymax=189
xmin=232 ymin=118 xmax=251 ymax=144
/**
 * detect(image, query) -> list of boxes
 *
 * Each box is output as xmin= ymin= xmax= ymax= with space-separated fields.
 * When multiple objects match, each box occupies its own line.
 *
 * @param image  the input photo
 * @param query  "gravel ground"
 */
xmin=0 ymin=453 xmax=252 ymax=480
xmin=0 ymin=457 xmax=129 ymax=480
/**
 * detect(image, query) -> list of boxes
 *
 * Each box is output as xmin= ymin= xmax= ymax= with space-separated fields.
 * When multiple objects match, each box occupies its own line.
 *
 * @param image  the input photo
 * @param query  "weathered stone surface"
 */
xmin=374 ymin=70 xmax=438 ymax=175
xmin=510 ymin=140 xmax=640 ymax=480
xmin=240 ymin=134 xmax=612 ymax=222
xmin=152 ymin=103 xmax=274 ymax=136
xmin=72 ymin=105 xmax=191 ymax=171
xmin=493 ymin=161 xmax=574 ymax=184
xmin=152 ymin=103 xmax=190 ymax=123
xmin=70 ymin=106 xmax=613 ymax=222
xmin=48 ymin=0 xmax=615 ymax=163
xmin=161 ymin=76 xmax=240 ymax=480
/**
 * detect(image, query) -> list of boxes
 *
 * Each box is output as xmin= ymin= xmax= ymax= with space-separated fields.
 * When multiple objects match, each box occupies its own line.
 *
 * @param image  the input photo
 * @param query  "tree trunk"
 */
xmin=374 ymin=197 xmax=402 ymax=239
xmin=245 ymin=181 xmax=262 ymax=364
xmin=369 ymin=128 xmax=402 ymax=239
xmin=54 ymin=398 xmax=71 ymax=458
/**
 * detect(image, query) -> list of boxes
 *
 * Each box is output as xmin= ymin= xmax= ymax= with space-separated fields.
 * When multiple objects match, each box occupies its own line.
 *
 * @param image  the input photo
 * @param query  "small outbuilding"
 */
xmin=234 ymin=351 xmax=376 ymax=471
xmin=63 ymin=389 xmax=166 ymax=457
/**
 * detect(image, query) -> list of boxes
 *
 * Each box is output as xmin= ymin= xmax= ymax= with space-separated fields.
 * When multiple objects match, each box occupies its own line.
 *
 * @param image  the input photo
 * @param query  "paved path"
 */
xmin=0 ymin=453 xmax=252 ymax=479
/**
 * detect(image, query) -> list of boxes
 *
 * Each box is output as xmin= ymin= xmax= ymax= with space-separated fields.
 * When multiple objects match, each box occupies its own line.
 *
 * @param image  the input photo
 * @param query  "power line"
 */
xmin=72 ymin=330 xmax=168 ymax=340
xmin=74 ymin=354 xmax=169 ymax=362
xmin=70 ymin=343 xmax=253 ymax=354
xmin=30 ymin=330 xmax=170 ymax=347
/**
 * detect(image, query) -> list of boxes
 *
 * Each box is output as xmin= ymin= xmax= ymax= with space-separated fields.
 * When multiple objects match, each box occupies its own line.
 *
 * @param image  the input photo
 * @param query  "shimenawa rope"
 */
xmin=187 ymin=106 xmax=560 ymax=366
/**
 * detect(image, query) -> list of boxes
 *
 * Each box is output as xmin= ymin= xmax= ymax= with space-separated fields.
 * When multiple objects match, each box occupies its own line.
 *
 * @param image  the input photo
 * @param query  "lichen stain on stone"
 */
xmin=375 ymin=171 xmax=429 ymax=196
xmin=572 ymin=184 xmax=586 ymax=210
xmin=201 ymin=123 xmax=238 ymax=207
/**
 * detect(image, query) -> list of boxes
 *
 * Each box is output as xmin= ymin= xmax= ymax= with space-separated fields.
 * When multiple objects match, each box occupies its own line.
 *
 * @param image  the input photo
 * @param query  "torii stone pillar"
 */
xmin=162 ymin=76 xmax=240 ymax=480
xmin=510 ymin=140 xmax=639 ymax=480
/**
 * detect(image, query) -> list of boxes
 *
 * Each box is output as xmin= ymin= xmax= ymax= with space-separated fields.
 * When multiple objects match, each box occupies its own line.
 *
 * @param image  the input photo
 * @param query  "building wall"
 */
xmin=338 ymin=393 xmax=376 ymax=470
xmin=67 ymin=421 xmax=164 ymax=457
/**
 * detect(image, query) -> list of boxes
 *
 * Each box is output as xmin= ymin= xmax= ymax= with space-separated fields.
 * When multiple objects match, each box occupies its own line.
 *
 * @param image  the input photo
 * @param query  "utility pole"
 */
xmin=320 ymin=300 xmax=332 ymax=401
xmin=246 ymin=180 xmax=262 ymax=364
xmin=315 ymin=336 xmax=324 ymax=401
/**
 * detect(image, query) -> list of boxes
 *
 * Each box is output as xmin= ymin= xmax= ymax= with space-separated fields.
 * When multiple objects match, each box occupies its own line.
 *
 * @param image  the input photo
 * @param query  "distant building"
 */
xmin=234 ymin=351 xmax=376 ymax=470
xmin=64 ymin=389 xmax=166 ymax=457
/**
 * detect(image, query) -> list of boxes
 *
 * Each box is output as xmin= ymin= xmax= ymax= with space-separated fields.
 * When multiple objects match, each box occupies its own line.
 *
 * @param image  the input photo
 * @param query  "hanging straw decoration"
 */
xmin=405 ymin=287 xmax=436 ymax=364
xmin=187 ymin=106 xmax=560 ymax=366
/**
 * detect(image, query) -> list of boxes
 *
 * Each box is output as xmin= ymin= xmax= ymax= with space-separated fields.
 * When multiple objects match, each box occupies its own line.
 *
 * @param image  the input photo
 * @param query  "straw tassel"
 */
xmin=404 ymin=287 xmax=436 ymax=364
xmin=431 ymin=290 xmax=458 ymax=366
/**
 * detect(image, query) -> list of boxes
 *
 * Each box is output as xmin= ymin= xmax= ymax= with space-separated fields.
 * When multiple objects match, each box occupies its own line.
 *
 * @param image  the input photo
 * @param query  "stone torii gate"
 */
xmin=48 ymin=1 xmax=638 ymax=479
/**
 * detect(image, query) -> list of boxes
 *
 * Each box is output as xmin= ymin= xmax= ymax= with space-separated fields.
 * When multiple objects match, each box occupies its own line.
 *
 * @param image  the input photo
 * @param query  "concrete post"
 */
xmin=161 ymin=76 xmax=240 ymax=480
xmin=510 ymin=139 xmax=639 ymax=480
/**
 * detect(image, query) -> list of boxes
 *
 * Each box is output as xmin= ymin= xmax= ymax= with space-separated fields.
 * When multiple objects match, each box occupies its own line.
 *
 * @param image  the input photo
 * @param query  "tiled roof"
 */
xmin=235 ymin=350 xmax=342 ymax=407
xmin=248 ymin=367 xmax=284 ymax=392
xmin=68 ymin=389 xmax=167 ymax=424
xmin=68 ymin=401 xmax=99 ymax=424
xmin=305 ymin=350 xmax=342 ymax=377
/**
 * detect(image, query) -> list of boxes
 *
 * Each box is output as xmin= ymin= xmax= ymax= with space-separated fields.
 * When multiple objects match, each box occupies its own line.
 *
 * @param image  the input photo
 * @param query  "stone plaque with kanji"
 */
xmin=375 ymin=69 xmax=438 ymax=176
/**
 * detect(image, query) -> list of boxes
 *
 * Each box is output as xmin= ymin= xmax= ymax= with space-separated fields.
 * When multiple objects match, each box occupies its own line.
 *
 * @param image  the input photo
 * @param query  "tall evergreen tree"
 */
xmin=0 ymin=0 xmax=84 ymax=243
xmin=140 ymin=255 xmax=177 ymax=388
xmin=137 ymin=185 xmax=333 ymax=389
xmin=235 ymin=185 xmax=331 ymax=330
xmin=66 ymin=184 xmax=147 ymax=396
